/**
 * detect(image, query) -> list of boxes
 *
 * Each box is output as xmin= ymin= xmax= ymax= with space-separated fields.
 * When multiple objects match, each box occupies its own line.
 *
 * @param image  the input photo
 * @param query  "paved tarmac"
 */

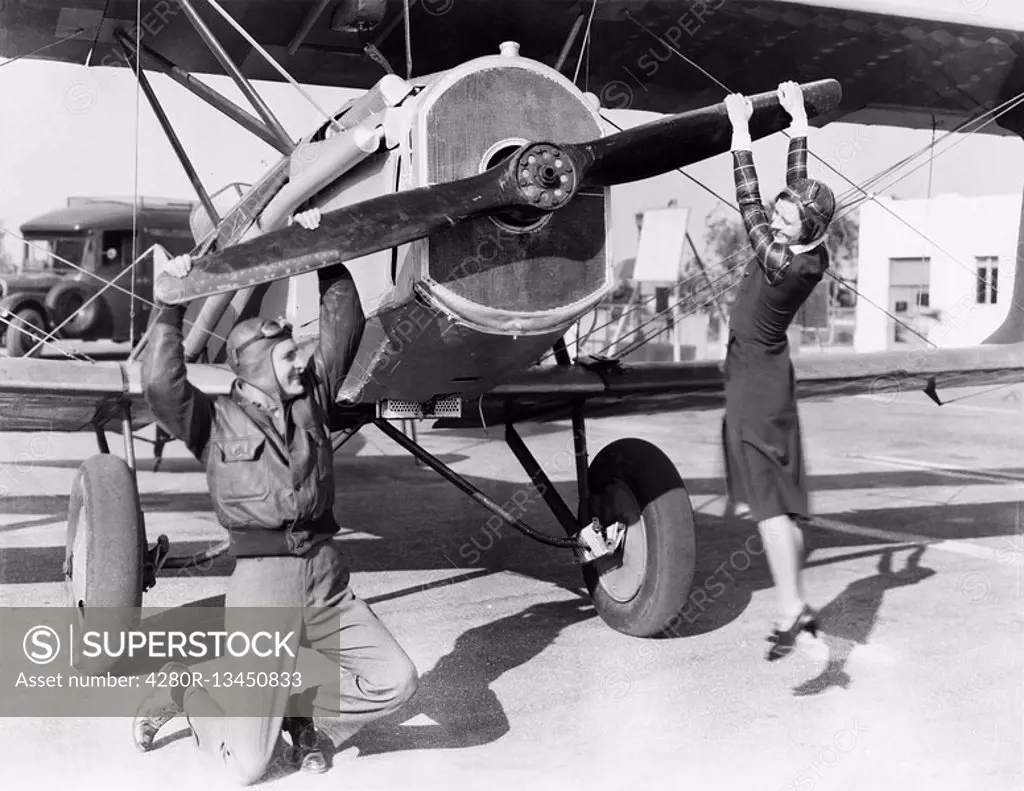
xmin=0 ymin=383 xmax=1021 ymax=790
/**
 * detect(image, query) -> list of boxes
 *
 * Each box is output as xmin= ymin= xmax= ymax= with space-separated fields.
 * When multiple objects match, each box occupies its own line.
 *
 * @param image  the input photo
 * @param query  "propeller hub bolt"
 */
xmin=538 ymin=165 xmax=559 ymax=187
xmin=514 ymin=143 xmax=577 ymax=211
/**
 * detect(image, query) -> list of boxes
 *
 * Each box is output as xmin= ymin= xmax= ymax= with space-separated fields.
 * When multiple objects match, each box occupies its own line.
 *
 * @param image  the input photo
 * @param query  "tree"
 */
xmin=823 ymin=210 xmax=860 ymax=308
xmin=679 ymin=205 xmax=749 ymax=326
xmin=695 ymin=204 xmax=861 ymax=317
xmin=0 ymin=225 xmax=16 ymax=274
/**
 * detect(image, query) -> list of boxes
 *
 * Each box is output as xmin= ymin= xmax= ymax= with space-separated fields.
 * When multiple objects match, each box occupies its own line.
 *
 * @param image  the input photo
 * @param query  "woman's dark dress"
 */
xmin=722 ymin=135 xmax=829 ymax=523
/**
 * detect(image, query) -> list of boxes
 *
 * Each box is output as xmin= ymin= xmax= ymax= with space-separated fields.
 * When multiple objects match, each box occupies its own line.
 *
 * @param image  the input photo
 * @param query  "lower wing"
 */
xmin=436 ymin=343 xmax=1024 ymax=427
xmin=0 ymin=357 xmax=233 ymax=434
xmin=2 ymin=343 xmax=1023 ymax=434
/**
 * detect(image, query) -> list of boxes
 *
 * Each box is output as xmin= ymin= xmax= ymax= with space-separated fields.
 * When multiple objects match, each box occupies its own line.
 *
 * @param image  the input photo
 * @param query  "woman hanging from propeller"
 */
xmin=721 ymin=81 xmax=836 ymax=661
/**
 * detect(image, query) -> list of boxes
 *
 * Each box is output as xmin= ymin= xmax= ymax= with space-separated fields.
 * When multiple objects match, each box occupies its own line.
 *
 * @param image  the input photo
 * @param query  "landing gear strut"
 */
xmin=374 ymin=402 xmax=697 ymax=638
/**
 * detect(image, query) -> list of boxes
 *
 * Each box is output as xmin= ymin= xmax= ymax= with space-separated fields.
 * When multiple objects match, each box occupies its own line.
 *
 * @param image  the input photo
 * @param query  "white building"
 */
xmin=853 ymin=193 xmax=1020 ymax=352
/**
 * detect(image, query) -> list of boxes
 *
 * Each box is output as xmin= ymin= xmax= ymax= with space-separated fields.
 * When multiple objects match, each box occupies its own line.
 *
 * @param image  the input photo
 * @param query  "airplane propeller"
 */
xmin=154 ymin=79 xmax=841 ymax=305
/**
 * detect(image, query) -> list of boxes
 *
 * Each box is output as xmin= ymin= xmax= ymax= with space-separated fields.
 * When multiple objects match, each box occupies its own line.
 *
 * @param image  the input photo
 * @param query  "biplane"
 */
xmin=3 ymin=0 xmax=1024 ymax=652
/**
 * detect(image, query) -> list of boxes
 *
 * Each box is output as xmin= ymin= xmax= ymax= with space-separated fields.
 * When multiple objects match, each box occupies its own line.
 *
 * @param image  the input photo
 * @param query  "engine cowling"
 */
xmin=405 ymin=43 xmax=611 ymax=336
xmin=281 ymin=43 xmax=613 ymax=403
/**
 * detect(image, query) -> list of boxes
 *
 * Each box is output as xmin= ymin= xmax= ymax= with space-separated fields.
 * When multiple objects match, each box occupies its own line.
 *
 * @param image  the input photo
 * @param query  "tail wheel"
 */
xmin=583 ymin=438 xmax=696 ymax=637
xmin=64 ymin=454 xmax=145 ymax=673
xmin=4 ymin=307 xmax=45 ymax=357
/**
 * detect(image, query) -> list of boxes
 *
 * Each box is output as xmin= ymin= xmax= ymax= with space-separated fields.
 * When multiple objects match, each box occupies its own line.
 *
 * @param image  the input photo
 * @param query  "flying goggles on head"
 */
xmin=226 ymin=317 xmax=293 ymax=368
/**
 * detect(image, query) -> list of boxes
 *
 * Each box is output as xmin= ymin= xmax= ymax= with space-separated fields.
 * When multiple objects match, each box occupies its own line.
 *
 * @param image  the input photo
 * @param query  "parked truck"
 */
xmin=0 ymin=196 xmax=196 ymax=356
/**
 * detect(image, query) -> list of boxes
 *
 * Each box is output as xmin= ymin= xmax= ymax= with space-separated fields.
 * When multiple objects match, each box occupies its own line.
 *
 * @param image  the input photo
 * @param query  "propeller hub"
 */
xmin=513 ymin=143 xmax=577 ymax=211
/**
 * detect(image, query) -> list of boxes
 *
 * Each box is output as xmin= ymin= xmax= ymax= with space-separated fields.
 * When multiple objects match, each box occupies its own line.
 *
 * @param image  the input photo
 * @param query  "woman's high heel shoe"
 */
xmin=765 ymin=605 xmax=817 ymax=662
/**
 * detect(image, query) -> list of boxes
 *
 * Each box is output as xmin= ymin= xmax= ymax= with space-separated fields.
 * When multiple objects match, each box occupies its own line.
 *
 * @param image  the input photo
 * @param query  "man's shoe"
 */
xmin=133 ymin=661 xmax=191 ymax=752
xmin=283 ymin=717 xmax=328 ymax=774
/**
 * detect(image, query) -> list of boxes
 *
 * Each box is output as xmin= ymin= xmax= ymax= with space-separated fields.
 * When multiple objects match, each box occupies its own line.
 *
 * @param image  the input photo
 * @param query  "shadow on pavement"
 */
xmin=792 ymin=545 xmax=936 ymax=696
xmin=345 ymin=597 xmax=596 ymax=754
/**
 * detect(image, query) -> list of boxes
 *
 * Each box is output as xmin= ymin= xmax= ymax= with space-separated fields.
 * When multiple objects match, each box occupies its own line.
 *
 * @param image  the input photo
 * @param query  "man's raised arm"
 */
xmin=291 ymin=209 xmax=367 ymax=406
xmin=142 ymin=257 xmax=215 ymax=460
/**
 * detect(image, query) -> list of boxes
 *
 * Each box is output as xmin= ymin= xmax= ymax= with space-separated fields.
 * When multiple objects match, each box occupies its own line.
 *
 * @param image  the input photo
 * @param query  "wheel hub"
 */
xmin=591 ymin=478 xmax=647 ymax=603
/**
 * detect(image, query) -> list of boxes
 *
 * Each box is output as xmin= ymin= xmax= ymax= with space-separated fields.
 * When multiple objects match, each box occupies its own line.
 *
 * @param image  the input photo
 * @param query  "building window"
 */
xmin=976 ymin=256 xmax=999 ymax=304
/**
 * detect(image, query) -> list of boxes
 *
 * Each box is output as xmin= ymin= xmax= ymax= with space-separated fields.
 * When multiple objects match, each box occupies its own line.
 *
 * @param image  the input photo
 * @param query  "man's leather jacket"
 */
xmin=141 ymin=264 xmax=364 ymax=557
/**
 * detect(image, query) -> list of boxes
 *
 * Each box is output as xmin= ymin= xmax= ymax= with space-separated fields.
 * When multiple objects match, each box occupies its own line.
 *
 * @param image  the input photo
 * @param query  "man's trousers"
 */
xmin=181 ymin=540 xmax=418 ymax=785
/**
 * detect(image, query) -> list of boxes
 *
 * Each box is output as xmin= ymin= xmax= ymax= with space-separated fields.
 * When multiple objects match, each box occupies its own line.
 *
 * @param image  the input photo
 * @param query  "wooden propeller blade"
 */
xmin=155 ymin=79 xmax=841 ymax=304
xmin=576 ymin=79 xmax=842 ymax=187
xmin=154 ymin=166 xmax=522 ymax=305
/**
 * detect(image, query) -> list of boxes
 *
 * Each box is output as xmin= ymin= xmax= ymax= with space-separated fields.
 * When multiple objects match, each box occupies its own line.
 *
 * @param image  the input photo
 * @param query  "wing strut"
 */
xmin=176 ymin=0 xmax=294 ymax=153
xmin=117 ymin=33 xmax=220 ymax=230
xmin=116 ymin=34 xmax=291 ymax=155
xmin=203 ymin=0 xmax=345 ymax=135
xmin=288 ymin=0 xmax=333 ymax=55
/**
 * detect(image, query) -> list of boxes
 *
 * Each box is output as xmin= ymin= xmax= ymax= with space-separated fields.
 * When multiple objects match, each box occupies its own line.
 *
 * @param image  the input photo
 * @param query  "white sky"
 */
xmin=2 ymin=55 xmax=1023 ymax=268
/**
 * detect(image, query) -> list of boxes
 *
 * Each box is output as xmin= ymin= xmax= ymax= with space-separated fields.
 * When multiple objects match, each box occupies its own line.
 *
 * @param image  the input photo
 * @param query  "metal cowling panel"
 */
xmin=421 ymin=63 xmax=609 ymax=318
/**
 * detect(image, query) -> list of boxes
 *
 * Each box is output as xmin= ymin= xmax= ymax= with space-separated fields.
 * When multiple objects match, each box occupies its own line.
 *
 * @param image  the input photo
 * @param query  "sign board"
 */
xmin=632 ymin=206 xmax=690 ymax=283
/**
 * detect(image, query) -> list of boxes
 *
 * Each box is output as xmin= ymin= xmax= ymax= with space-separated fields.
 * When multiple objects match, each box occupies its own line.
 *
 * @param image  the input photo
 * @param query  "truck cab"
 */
xmin=0 ymin=197 xmax=196 ymax=356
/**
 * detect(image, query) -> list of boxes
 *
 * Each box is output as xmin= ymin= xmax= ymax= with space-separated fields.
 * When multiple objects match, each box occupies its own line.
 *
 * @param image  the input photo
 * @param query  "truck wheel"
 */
xmin=583 ymin=438 xmax=697 ymax=638
xmin=4 ymin=307 xmax=44 ymax=357
xmin=45 ymin=281 xmax=102 ymax=338
xmin=64 ymin=455 xmax=144 ymax=674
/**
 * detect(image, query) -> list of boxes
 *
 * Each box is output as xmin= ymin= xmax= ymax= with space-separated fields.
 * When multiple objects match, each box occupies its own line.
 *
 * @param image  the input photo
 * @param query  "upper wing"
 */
xmin=1 ymin=1 xmax=1022 ymax=133
xmin=434 ymin=342 xmax=1024 ymax=428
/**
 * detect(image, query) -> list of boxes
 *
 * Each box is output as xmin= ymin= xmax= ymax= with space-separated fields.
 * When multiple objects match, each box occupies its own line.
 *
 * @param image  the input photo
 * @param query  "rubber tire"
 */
xmin=4 ymin=307 xmax=44 ymax=357
xmin=45 ymin=281 xmax=102 ymax=338
xmin=582 ymin=438 xmax=697 ymax=637
xmin=64 ymin=454 xmax=145 ymax=674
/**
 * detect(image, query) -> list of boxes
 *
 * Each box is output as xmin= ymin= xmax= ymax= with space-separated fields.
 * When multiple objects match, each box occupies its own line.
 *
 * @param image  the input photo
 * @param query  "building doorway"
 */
xmin=888 ymin=257 xmax=930 ymax=347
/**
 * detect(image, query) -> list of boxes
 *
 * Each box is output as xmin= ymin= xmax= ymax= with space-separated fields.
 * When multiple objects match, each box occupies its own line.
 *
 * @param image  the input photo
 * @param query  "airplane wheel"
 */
xmin=64 ymin=454 xmax=144 ymax=673
xmin=583 ymin=438 xmax=696 ymax=637
xmin=4 ymin=307 xmax=44 ymax=357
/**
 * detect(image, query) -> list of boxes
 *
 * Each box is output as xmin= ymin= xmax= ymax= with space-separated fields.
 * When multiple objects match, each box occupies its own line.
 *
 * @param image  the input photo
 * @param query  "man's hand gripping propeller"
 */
xmin=154 ymin=209 xmax=323 ymax=302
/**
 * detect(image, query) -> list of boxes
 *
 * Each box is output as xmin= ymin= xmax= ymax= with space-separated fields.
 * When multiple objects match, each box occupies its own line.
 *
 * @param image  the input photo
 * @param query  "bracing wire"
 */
xmin=0 ymin=312 xmax=94 ymax=361
xmin=0 ymin=30 xmax=89 ymax=70
xmin=204 ymin=0 xmax=343 ymax=135
xmin=566 ymin=150 xmax=954 ymax=365
xmin=573 ymin=1 xmax=598 ymax=87
xmin=602 ymin=12 xmax=1024 ymax=359
xmin=130 ymin=0 xmax=142 ymax=352
xmin=625 ymin=10 xmax=1024 ymax=317
xmin=835 ymin=90 xmax=1024 ymax=208
xmin=1 ymin=229 xmax=231 ymax=347
xmin=24 ymin=246 xmax=162 ymax=356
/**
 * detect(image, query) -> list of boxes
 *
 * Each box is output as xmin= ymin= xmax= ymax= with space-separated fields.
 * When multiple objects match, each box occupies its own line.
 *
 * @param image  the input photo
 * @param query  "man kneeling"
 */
xmin=135 ymin=208 xmax=418 ymax=784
